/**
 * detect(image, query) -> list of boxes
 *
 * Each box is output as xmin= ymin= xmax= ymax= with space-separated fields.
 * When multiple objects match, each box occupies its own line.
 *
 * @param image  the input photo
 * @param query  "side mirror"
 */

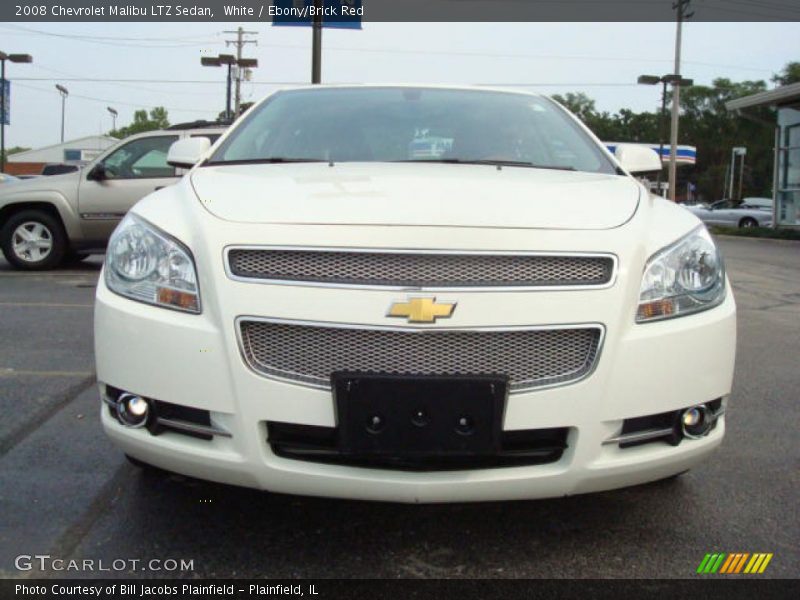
xmin=614 ymin=144 xmax=662 ymax=174
xmin=167 ymin=137 xmax=211 ymax=169
xmin=87 ymin=163 xmax=107 ymax=181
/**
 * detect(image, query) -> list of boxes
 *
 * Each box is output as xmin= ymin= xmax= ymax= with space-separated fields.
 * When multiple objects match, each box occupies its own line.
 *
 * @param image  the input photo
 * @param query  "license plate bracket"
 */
xmin=333 ymin=373 xmax=507 ymax=457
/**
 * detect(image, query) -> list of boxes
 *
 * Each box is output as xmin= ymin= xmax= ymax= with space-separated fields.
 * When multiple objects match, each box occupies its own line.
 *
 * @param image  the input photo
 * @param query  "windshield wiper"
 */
xmin=393 ymin=158 xmax=576 ymax=171
xmin=204 ymin=157 xmax=328 ymax=166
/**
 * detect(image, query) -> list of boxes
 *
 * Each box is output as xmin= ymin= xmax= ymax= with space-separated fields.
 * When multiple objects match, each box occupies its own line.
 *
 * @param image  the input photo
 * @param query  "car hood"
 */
xmin=190 ymin=163 xmax=640 ymax=230
xmin=0 ymin=171 xmax=80 ymax=198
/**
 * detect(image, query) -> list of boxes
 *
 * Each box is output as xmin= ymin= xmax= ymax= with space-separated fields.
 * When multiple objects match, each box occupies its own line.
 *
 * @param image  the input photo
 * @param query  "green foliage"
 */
xmin=771 ymin=62 xmax=800 ymax=86
xmin=677 ymin=77 xmax=772 ymax=201
xmin=110 ymin=107 xmax=170 ymax=139
xmin=555 ymin=63 xmax=800 ymax=202
xmin=216 ymin=102 xmax=254 ymax=122
xmin=0 ymin=145 xmax=30 ymax=165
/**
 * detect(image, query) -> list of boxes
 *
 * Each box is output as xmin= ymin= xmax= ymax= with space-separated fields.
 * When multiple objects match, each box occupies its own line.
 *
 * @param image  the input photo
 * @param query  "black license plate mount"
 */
xmin=333 ymin=373 xmax=507 ymax=457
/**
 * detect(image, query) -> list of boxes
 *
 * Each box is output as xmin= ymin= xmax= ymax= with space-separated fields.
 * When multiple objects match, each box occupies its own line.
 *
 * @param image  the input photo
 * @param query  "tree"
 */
xmin=0 ymin=145 xmax=30 ymax=166
xmin=216 ymin=102 xmax=254 ymax=122
xmin=111 ymin=107 xmax=170 ymax=139
xmin=552 ymin=92 xmax=597 ymax=122
xmin=553 ymin=68 xmax=788 ymax=202
xmin=772 ymin=62 xmax=800 ymax=86
xmin=678 ymin=77 xmax=772 ymax=200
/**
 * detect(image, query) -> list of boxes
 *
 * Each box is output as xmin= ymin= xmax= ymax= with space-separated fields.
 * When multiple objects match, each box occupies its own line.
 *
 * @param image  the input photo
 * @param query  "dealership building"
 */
xmin=5 ymin=135 xmax=117 ymax=176
xmin=727 ymin=82 xmax=800 ymax=228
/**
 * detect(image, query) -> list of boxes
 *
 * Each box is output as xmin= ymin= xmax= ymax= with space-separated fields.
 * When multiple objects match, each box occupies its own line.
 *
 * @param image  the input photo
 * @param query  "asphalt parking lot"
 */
xmin=0 ymin=236 xmax=797 ymax=579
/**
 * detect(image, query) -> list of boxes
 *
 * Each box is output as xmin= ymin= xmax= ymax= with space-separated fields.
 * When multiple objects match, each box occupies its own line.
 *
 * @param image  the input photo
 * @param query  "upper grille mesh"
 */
xmin=228 ymin=249 xmax=614 ymax=288
xmin=239 ymin=320 xmax=602 ymax=393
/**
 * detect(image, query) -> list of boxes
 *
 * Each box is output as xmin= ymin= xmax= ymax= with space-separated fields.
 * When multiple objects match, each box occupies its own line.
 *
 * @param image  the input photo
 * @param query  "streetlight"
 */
xmin=55 ymin=84 xmax=68 ymax=143
xmin=107 ymin=106 xmax=118 ymax=131
xmin=638 ymin=74 xmax=693 ymax=199
xmin=0 ymin=51 xmax=33 ymax=173
xmin=201 ymin=53 xmax=237 ymax=121
xmin=201 ymin=53 xmax=257 ymax=120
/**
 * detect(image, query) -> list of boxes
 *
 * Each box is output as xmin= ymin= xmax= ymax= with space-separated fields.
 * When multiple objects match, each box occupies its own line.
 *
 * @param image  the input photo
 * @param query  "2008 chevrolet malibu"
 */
xmin=95 ymin=86 xmax=736 ymax=503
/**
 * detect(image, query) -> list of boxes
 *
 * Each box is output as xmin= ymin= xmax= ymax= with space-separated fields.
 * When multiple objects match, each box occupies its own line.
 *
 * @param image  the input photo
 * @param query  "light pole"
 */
xmin=0 ymin=51 xmax=33 ymax=173
xmin=201 ymin=53 xmax=242 ymax=121
xmin=729 ymin=146 xmax=747 ymax=202
xmin=638 ymin=74 xmax=693 ymax=199
xmin=55 ymin=84 xmax=68 ymax=143
xmin=107 ymin=106 xmax=118 ymax=132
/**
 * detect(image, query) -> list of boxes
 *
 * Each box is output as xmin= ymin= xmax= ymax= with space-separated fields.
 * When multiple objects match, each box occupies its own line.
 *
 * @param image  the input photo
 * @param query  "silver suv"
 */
xmin=0 ymin=123 xmax=225 ymax=270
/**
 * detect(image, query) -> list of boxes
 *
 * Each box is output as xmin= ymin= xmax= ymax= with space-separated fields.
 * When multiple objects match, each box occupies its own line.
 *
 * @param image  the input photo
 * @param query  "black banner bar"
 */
xmin=2 ymin=0 xmax=800 ymax=23
xmin=2 ymin=579 xmax=799 ymax=600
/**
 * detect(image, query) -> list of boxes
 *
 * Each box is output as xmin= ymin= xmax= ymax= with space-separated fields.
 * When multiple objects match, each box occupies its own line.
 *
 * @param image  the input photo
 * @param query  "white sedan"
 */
xmin=685 ymin=198 xmax=773 ymax=228
xmin=95 ymin=85 xmax=735 ymax=503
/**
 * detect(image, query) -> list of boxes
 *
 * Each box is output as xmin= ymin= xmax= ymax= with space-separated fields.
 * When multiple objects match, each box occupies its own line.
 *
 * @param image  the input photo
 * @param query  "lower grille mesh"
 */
xmin=239 ymin=320 xmax=602 ymax=393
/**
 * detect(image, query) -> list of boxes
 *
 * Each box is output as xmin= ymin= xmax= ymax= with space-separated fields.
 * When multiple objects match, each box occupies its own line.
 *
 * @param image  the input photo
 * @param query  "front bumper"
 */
xmin=95 ymin=271 xmax=736 ymax=503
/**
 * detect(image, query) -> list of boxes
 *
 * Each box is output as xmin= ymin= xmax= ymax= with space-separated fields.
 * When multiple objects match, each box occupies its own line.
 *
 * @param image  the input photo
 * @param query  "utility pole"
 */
xmin=669 ymin=0 xmax=692 ymax=202
xmin=56 ymin=84 xmax=68 ymax=143
xmin=224 ymin=27 xmax=258 ymax=118
xmin=312 ymin=0 xmax=323 ymax=83
xmin=0 ymin=51 xmax=33 ymax=173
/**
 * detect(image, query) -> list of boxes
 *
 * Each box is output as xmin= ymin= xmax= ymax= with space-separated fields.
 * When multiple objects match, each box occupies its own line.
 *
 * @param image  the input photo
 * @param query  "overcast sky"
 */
xmin=2 ymin=21 xmax=798 ymax=149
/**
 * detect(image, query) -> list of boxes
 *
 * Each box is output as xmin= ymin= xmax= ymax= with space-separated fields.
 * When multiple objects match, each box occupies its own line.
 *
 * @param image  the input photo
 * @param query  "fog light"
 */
xmin=116 ymin=393 xmax=150 ymax=428
xmin=681 ymin=405 xmax=711 ymax=439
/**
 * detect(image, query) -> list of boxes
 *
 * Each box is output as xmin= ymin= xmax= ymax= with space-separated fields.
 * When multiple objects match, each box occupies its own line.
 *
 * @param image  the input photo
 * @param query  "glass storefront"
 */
xmin=777 ymin=106 xmax=800 ymax=226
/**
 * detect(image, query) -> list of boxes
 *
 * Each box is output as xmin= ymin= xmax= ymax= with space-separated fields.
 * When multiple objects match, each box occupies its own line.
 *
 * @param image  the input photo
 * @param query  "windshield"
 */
xmin=209 ymin=87 xmax=617 ymax=174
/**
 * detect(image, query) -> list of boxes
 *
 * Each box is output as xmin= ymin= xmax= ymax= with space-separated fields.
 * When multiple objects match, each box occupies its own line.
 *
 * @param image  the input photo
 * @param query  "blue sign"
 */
xmin=1 ymin=80 xmax=9 ymax=126
xmin=272 ymin=0 xmax=362 ymax=29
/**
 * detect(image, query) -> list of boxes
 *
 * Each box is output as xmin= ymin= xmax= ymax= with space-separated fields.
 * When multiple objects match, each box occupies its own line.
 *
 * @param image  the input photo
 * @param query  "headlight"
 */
xmin=105 ymin=214 xmax=201 ymax=313
xmin=637 ymin=226 xmax=725 ymax=323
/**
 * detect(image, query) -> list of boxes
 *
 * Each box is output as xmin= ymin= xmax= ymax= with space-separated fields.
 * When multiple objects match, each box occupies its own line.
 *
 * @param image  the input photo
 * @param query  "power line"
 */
xmin=0 ymin=24 xmax=223 ymax=48
xmin=14 ymin=81 xmax=212 ymax=114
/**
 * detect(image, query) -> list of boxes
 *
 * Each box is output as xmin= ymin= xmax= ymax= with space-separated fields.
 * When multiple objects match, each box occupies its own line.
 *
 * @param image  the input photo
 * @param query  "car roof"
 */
xmin=265 ymin=83 xmax=545 ymax=98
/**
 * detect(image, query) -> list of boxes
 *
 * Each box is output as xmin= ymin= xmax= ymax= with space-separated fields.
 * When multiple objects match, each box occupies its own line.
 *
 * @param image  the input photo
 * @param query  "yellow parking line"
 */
xmin=0 ymin=368 xmax=93 ymax=378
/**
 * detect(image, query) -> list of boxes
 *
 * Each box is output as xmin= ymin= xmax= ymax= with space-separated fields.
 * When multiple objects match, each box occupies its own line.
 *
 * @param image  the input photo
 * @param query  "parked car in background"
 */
xmin=0 ymin=122 xmax=226 ymax=270
xmin=739 ymin=197 xmax=773 ymax=211
xmin=685 ymin=198 xmax=773 ymax=228
xmin=0 ymin=174 xmax=20 ymax=185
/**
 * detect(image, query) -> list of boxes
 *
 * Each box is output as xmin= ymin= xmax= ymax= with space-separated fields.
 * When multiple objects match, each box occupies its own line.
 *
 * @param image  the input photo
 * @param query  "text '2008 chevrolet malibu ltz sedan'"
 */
xmin=94 ymin=85 xmax=736 ymax=503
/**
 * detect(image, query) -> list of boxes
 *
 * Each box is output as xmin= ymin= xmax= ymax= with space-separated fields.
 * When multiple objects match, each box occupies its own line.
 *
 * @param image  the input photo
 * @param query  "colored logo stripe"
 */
xmin=697 ymin=553 xmax=773 ymax=574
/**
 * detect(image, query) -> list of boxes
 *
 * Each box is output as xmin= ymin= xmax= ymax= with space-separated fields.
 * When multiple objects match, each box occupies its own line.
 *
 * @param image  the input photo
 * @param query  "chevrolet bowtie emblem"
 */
xmin=387 ymin=297 xmax=456 ymax=324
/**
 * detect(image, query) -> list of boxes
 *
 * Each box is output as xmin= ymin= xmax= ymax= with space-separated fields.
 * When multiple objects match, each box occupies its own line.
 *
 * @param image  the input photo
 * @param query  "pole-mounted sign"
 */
xmin=271 ymin=0 xmax=363 ymax=29
xmin=0 ymin=80 xmax=9 ymax=126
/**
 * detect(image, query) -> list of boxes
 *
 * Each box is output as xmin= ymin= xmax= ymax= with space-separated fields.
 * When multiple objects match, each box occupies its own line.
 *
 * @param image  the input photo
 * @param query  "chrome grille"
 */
xmin=227 ymin=248 xmax=615 ymax=289
xmin=238 ymin=319 xmax=602 ymax=393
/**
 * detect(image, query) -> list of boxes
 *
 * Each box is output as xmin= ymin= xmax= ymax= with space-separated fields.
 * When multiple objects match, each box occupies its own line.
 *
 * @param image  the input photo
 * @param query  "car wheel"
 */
xmin=739 ymin=217 xmax=758 ymax=228
xmin=0 ymin=210 xmax=67 ymax=270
